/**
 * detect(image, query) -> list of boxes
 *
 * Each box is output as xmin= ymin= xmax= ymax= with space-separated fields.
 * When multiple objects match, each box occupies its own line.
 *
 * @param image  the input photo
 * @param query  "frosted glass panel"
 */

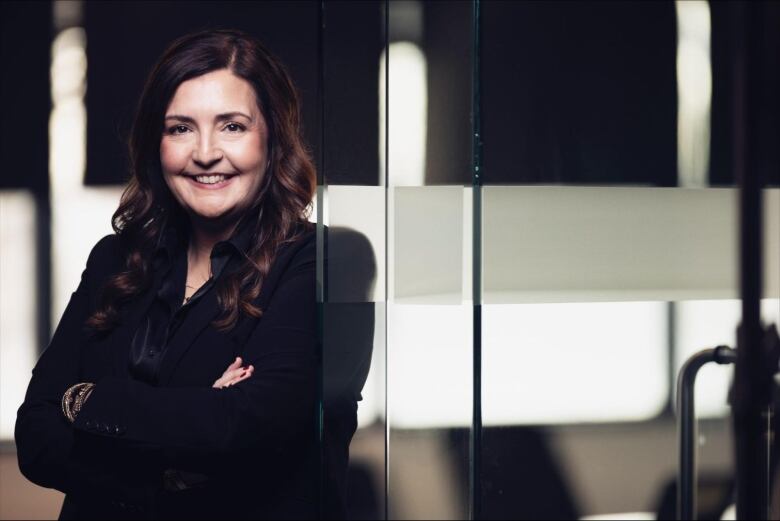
xmin=482 ymin=187 xmax=779 ymax=303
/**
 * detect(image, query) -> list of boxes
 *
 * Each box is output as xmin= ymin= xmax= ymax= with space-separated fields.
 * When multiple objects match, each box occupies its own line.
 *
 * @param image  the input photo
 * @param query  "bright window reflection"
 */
xmin=0 ymin=192 xmax=37 ymax=440
xmin=674 ymin=298 xmax=780 ymax=418
xmin=387 ymin=301 xmax=668 ymax=428
xmin=483 ymin=302 xmax=669 ymax=425
xmin=49 ymin=26 xmax=121 ymax=329
xmin=387 ymin=303 xmax=473 ymax=429
xmin=675 ymin=0 xmax=712 ymax=188
xmin=380 ymin=42 xmax=428 ymax=187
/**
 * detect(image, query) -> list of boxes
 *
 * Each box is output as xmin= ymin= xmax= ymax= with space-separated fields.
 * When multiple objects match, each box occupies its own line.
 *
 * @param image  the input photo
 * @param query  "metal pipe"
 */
xmin=678 ymin=345 xmax=736 ymax=520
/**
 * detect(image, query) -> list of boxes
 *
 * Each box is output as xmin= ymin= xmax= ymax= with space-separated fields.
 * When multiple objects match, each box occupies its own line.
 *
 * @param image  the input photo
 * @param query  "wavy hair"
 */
xmin=86 ymin=29 xmax=316 ymax=332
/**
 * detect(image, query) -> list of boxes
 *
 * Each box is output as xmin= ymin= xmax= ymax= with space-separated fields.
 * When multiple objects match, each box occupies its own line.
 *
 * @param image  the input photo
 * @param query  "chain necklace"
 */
xmin=184 ymin=262 xmax=212 ymax=304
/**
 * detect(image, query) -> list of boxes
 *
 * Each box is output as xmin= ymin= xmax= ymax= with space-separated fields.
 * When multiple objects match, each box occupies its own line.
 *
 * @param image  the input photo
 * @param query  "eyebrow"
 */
xmin=164 ymin=112 xmax=253 ymax=123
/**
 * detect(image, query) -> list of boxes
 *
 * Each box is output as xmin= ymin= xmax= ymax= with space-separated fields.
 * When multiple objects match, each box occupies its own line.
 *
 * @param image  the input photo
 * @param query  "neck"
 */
xmin=186 ymin=215 xmax=239 ymax=267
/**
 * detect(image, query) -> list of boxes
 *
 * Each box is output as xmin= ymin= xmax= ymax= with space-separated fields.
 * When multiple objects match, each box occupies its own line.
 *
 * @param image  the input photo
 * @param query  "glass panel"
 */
xmin=320 ymin=2 xmax=386 ymax=519
xmin=385 ymin=1 xmax=474 ymax=519
xmin=476 ymin=1 xmax=759 ymax=519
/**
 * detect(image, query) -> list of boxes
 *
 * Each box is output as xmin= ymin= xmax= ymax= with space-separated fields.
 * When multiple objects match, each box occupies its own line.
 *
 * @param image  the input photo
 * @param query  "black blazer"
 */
xmin=15 ymin=227 xmax=354 ymax=520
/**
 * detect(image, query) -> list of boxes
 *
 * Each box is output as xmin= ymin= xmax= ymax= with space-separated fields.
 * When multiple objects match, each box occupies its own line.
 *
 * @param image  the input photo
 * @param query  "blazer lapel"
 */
xmin=155 ymin=285 xmax=222 ymax=387
xmin=109 ymin=274 xmax=163 ymax=378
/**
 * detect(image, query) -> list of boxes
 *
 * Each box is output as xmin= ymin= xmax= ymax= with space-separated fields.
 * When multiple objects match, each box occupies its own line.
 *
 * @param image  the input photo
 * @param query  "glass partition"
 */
xmin=320 ymin=2 xmax=386 ymax=519
xmin=384 ymin=1 xmax=474 ymax=519
xmin=476 ymin=1 xmax=778 ymax=519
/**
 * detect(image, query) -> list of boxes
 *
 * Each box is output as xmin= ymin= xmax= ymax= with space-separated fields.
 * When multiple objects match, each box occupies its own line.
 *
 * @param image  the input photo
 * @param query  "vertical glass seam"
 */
xmin=383 ymin=2 xmax=390 ymax=519
xmin=470 ymin=0 xmax=483 ymax=519
xmin=316 ymin=2 xmax=326 ymax=518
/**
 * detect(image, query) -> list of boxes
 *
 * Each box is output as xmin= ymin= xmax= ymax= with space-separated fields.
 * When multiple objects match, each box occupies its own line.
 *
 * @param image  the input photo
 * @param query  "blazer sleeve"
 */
xmin=71 ymin=234 xmax=318 ymax=459
xmin=14 ymin=235 xmax=162 ymax=504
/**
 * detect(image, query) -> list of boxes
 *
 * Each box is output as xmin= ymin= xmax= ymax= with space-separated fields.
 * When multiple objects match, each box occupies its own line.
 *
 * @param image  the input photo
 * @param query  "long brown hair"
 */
xmin=86 ymin=29 xmax=316 ymax=332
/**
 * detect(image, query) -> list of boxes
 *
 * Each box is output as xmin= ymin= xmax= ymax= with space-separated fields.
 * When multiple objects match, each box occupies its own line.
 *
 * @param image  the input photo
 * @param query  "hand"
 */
xmin=212 ymin=357 xmax=254 ymax=389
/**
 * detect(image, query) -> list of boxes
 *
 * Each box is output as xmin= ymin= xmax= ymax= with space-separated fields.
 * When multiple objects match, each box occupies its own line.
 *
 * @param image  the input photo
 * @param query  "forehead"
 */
xmin=166 ymin=69 xmax=258 ymax=116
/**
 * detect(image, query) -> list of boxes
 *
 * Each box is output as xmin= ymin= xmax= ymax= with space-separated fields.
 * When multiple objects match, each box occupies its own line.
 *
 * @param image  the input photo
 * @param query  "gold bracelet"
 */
xmin=62 ymin=385 xmax=80 ymax=423
xmin=62 ymin=383 xmax=93 ymax=423
xmin=72 ymin=383 xmax=95 ymax=419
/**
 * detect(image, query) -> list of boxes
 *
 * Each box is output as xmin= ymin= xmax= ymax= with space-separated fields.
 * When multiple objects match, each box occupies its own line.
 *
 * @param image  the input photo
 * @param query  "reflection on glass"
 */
xmin=675 ymin=0 xmax=712 ymax=188
xmin=379 ymin=42 xmax=427 ymax=188
xmin=478 ymin=1 xmax=746 ymax=518
xmin=321 ymin=2 xmax=386 ymax=518
xmin=384 ymin=1 xmax=473 ymax=519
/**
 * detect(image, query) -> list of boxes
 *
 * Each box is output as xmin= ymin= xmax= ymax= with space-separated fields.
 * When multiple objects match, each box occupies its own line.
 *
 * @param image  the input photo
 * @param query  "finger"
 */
xmin=226 ymin=366 xmax=250 ymax=379
xmin=214 ymin=362 xmax=251 ymax=388
xmin=226 ymin=357 xmax=242 ymax=371
xmin=234 ymin=368 xmax=252 ymax=380
xmin=227 ymin=369 xmax=253 ymax=386
xmin=213 ymin=368 xmax=244 ymax=388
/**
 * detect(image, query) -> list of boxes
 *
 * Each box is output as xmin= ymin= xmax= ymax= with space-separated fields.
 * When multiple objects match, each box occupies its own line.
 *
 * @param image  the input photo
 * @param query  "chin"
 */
xmin=188 ymin=205 xmax=235 ymax=223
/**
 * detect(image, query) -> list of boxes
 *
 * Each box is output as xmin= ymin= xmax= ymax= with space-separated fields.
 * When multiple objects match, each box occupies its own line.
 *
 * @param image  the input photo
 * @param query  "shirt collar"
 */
xmin=212 ymin=215 xmax=255 ymax=257
xmin=152 ymin=213 xmax=255 ymax=277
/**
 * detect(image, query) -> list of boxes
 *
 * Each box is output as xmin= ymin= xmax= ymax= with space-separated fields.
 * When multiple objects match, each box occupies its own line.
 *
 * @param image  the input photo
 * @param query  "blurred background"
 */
xmin=1 ymin=0 xmax=779 ymax=519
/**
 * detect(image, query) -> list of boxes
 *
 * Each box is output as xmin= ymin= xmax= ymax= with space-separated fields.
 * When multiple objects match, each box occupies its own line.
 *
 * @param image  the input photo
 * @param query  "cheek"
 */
xmin=160 ymin=140 xmax=189 ymax=176
xmin=225 ymin=133 xmax=266 ymax=172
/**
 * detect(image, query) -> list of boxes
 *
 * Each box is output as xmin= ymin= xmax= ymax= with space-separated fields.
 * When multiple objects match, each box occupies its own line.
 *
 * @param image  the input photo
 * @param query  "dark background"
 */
xmin=3 ymin=1 xmax=778 ymax=190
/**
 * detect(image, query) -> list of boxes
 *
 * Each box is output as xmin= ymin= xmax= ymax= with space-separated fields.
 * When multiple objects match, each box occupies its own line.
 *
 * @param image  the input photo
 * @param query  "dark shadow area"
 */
xmin=322 ymin=1 xmax=383 ymax=187
xmin=480 ymin=426 xmax=579 ymax=520
xmin=322 ymin=227 xmax=378 ymax=519
xmin=0 ymin=1 xmax=51 ymax=193
xmin=346 ymin=461 xmax=381 ymax=520
xmin=654 ymin=473 xmax=734 ymax=521
xmin=481 ymin=1 xmax=677 ymax=186
xmin=710 ymin=1 xmax=780 ymax=187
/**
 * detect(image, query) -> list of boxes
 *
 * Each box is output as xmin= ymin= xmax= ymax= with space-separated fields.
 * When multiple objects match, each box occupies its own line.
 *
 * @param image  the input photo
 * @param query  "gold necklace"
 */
xmin=185 ymin=248 xmax=212 ymax=303
xmin=185 ymin=269 xmax=211 ymax=299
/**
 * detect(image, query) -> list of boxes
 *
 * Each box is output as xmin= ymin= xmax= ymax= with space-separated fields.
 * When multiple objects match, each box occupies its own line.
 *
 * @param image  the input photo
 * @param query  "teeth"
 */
xmin=194 ymin=175 xmax=227 ymax=184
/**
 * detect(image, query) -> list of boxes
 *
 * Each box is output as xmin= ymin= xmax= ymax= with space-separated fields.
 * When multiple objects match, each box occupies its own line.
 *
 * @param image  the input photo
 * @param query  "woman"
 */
xmin=15 ymin=29 xmax=349 ymax=520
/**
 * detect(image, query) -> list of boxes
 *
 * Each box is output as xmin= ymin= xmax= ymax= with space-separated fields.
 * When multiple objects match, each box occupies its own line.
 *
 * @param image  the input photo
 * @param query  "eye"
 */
xmin=166 ymin=125 xmax=190 ymax=135
xmin=223 ymin=122 xmax=246 ymax=133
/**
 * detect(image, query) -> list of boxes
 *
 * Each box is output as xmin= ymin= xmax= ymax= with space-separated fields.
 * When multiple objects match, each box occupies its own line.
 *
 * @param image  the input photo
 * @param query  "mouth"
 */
xmin=183 ymin=172 xmax=238 ymax=189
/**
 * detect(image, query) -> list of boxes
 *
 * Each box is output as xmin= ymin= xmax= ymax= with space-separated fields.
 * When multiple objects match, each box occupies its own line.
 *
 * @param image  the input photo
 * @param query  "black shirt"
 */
xmin=128 ymin=220 xmax=254 ymax=385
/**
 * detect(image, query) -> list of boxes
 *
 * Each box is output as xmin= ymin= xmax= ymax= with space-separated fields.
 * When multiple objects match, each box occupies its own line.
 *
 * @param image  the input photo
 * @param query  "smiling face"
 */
xmin=160 ymin=68 xmax=269 ymax=230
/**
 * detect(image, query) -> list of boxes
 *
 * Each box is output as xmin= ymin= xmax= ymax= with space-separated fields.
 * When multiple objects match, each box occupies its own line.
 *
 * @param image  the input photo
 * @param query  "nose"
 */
xmin=191 ymin=135 xmax=223 ymax=170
